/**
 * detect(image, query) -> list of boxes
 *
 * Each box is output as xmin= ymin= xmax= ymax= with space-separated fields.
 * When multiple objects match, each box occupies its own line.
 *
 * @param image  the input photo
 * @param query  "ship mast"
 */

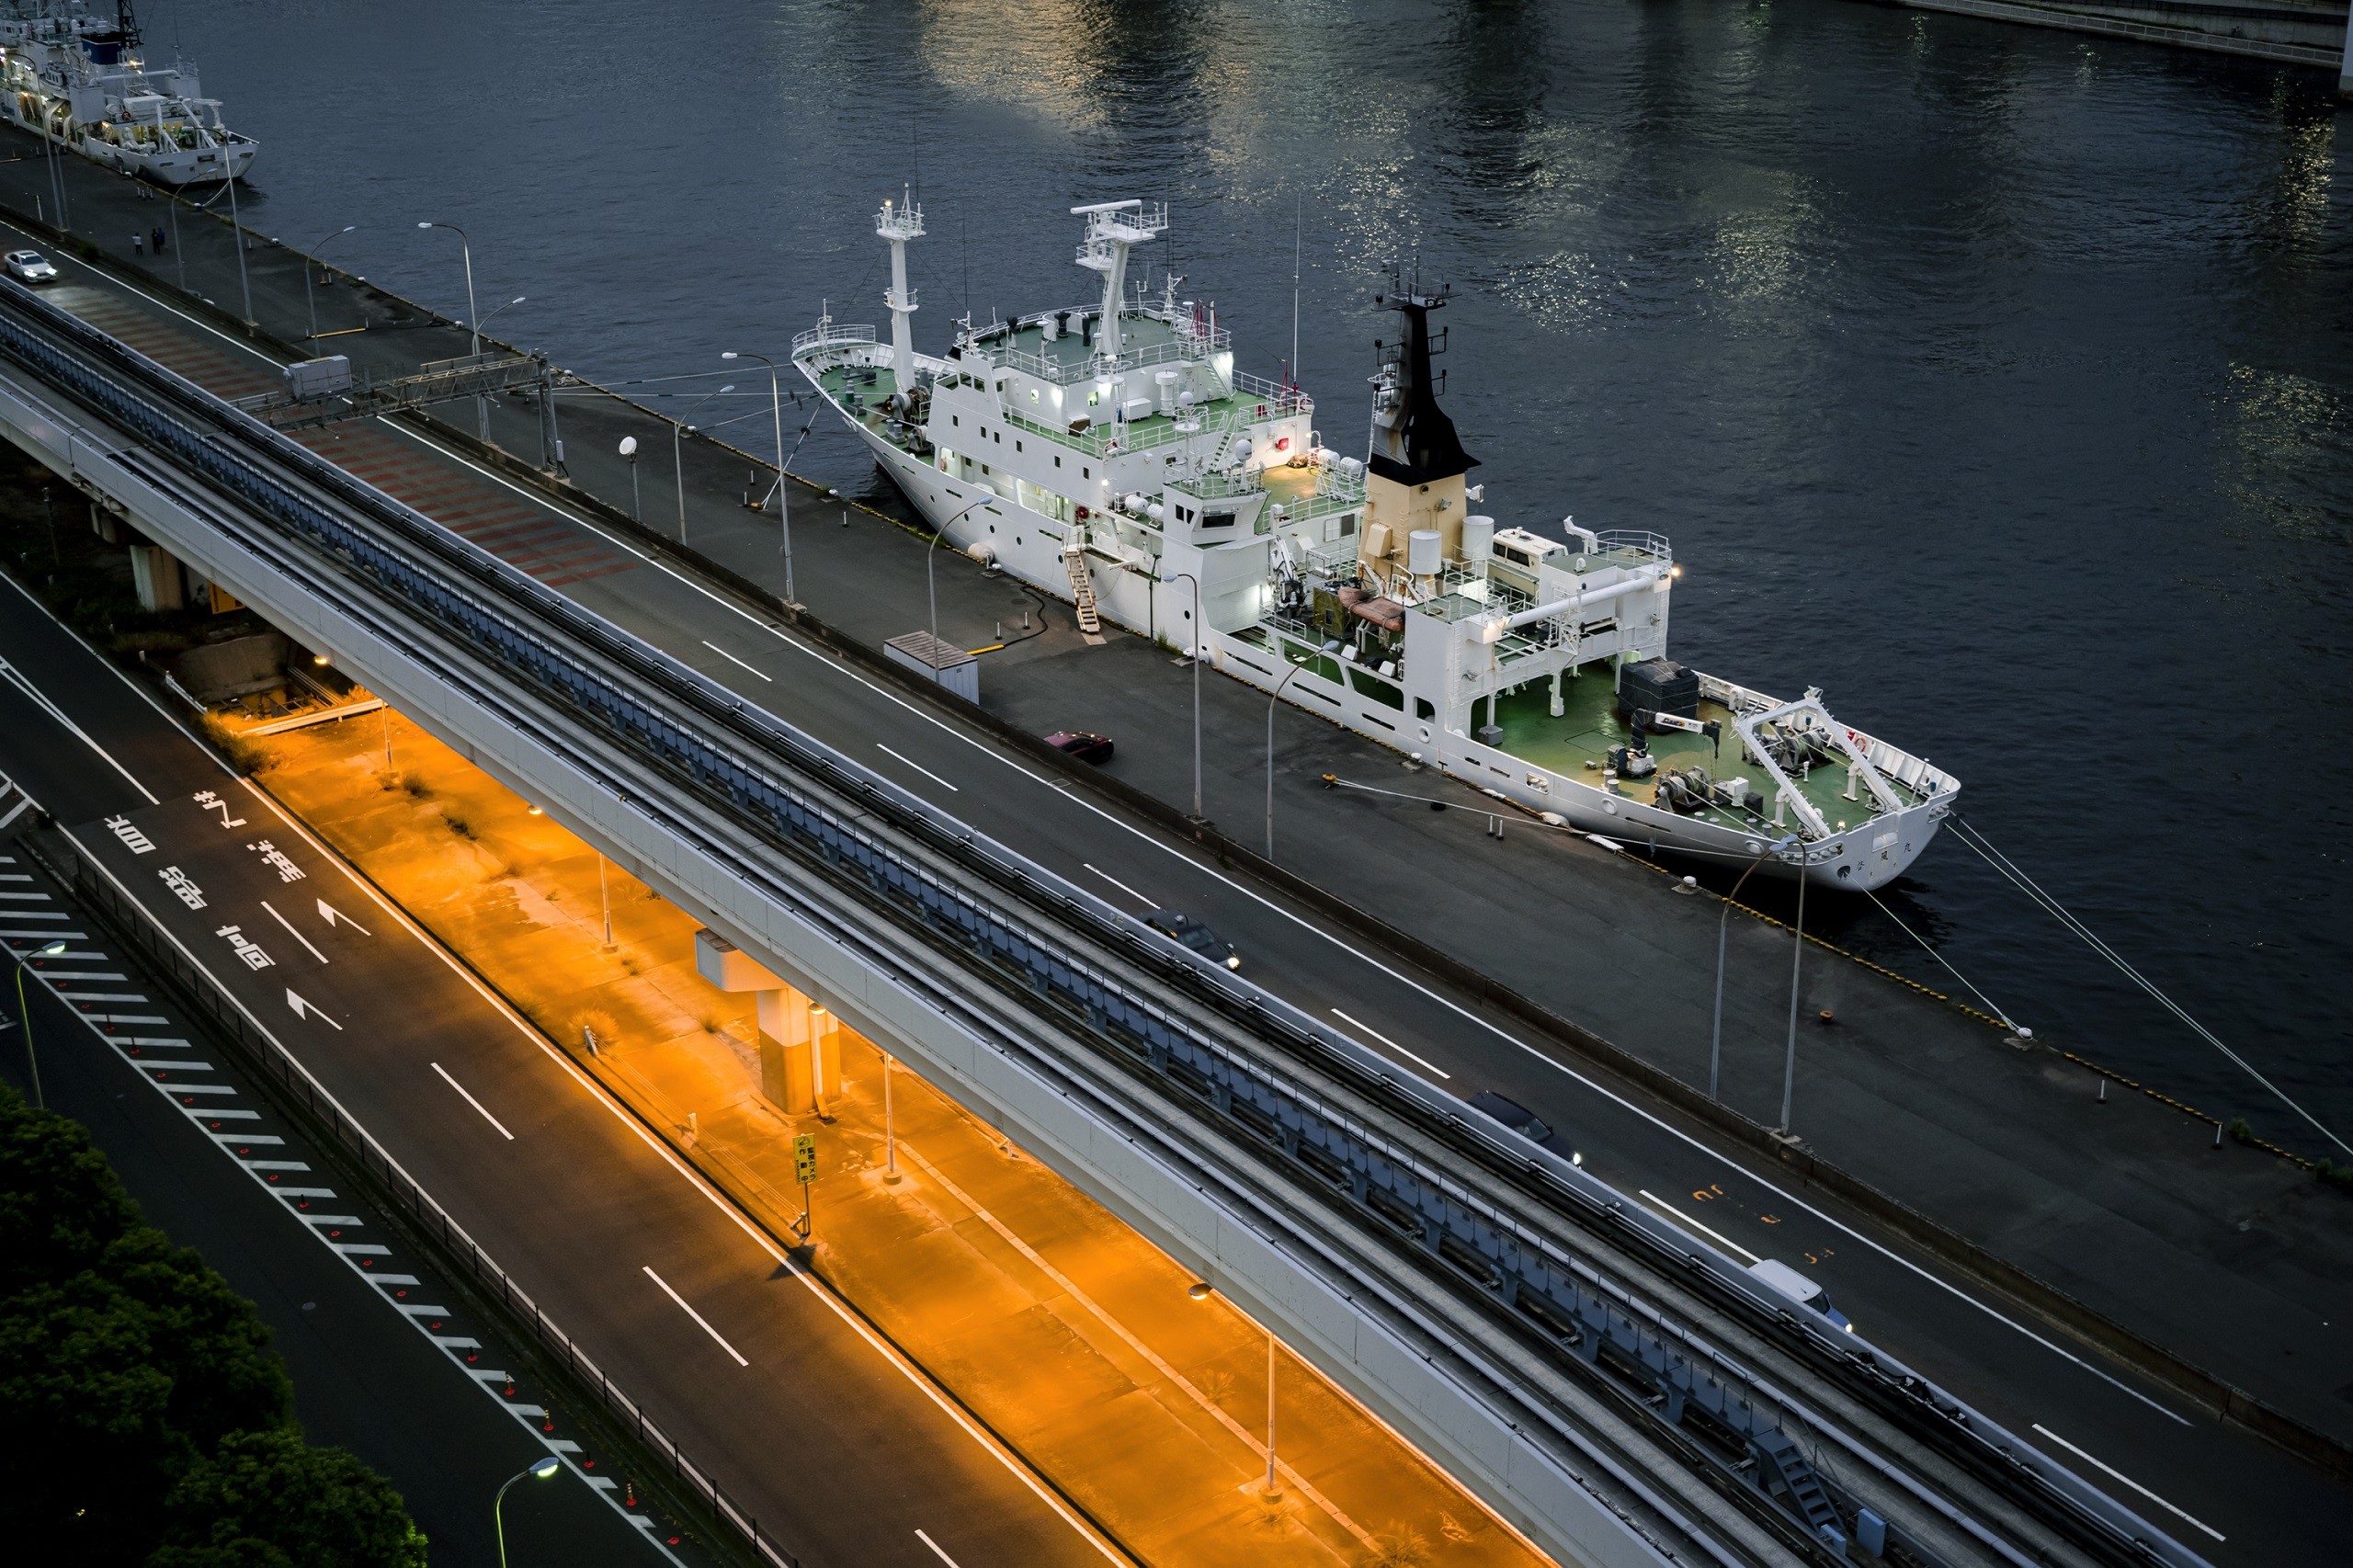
xmin=1071 ymin=199 xmax=1165 ymax=366
xmin=875 ymin=188 xmax=924 ymax=396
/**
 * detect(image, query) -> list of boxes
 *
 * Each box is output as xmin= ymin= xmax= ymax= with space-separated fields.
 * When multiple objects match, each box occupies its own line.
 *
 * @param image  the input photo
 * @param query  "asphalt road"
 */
xmin=0 ymin=206 xmax=2345 ymax=1562
xmin=0 ymin=575 xmax=1120 ymax=1568
xmin=0 ymin=851 xmax=682 ymax=1568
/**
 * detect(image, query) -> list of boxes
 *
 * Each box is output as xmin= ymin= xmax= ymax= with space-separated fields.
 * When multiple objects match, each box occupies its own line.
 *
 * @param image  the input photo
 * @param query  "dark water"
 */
xmin=157 ymin=1 xmax=2353 ymax=1142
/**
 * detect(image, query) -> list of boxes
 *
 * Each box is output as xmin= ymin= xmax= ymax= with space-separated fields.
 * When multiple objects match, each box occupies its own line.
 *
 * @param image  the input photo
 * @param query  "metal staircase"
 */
xmin=1063 ymin=540 xmax=1107 ymax=645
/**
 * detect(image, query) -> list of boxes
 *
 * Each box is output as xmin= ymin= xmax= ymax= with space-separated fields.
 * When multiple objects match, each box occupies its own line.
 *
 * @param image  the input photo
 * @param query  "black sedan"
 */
xmin=1142 ymin=908 xmax=1239 ymax=970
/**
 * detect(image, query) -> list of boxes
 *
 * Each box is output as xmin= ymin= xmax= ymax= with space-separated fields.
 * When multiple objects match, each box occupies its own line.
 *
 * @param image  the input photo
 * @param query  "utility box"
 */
xmin=884 ymin=631 xmax=979 ymax=704
xmin=284 ymin=355 xmax=353 ymax=402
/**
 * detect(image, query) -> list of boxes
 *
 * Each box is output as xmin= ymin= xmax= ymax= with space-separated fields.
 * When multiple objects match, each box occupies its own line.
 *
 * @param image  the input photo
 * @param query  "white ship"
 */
xmin=796 ymin=197 xmax=1957 ymax=890
xmin=0 ymin=2 xmax=255 ymax=187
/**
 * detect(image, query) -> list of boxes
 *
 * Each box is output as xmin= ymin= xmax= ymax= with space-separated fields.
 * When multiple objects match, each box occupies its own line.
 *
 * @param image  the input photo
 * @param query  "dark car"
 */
xmin=1142 ymin=907 xmax=1239 ymax=970
xmin=1045 ymin=729 xmax=1114 ymax=764
xmin=1465 ymin=1090 xmax=1552 ymax=1146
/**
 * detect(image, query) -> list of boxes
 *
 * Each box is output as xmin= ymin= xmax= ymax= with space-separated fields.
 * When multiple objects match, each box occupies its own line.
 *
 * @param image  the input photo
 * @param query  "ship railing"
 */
xmin=791 ymin=321 xmax=878 ymax=358
xmin=1591 ymin=528 xmax=1672 ymax=564
xmin=968 ymin=329 xmax=1230 ymax=388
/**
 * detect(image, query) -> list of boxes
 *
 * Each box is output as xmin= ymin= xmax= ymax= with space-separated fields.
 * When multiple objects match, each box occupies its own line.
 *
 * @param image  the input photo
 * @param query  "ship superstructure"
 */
xmin=0 ymin=1 xmax=255 ymax=187
xmin=797 ymin=197 xmax=1957 ymax=890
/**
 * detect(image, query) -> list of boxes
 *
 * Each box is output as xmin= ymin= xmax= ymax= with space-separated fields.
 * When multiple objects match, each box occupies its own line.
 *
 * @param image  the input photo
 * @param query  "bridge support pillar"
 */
xmin=694 ymin=928 xmax=838 ymax=1115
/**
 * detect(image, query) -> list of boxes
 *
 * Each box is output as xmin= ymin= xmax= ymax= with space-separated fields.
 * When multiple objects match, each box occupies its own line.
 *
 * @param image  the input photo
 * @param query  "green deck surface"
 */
xmin=1485 ymin=668 xmax=1885 ymax=830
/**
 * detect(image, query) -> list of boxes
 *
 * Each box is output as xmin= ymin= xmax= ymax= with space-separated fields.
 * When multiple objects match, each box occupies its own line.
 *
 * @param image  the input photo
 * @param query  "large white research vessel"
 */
xmin=0 ymin=2 xmax=255 ymax=187
xmin=795 ymin=196 xmax=1956 ymax=890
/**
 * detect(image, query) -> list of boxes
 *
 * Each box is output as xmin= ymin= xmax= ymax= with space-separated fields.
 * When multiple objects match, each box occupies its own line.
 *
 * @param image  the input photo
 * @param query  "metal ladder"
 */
xmin=1063 ymin=543 xmax=1107 ymax=645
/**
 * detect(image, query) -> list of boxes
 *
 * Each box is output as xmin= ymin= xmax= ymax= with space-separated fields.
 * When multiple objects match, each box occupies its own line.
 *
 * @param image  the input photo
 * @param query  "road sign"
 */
xmin=793 ymin=1133 xmax=817 ymax=1185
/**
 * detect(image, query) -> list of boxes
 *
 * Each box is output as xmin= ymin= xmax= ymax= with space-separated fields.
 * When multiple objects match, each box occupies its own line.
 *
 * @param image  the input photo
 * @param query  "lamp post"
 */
xmin=722 ymin=350 xmax=794 ymax=603
xmin=674 ymin=383 xmax=734 ymax=544
xmin=301 ymin=224 xmax=357 ymax=343
xmin=882 ymin=1050 xmax=900 ymax=1184
xmin=417 ymin=221 xmax=484 ymax=437
xmin=1266 ymin=661 xmax=1303 ymax=859
xmin=476 ymin=294 xmax=527 ymax=339
xmin=1165 ymin=572 xmax=1205 ymax=823
xmin=925 ymin=489 xmax=997 ymax=652
xmin=1188 ymin=1281 xmax=1279 ymax=1499
xmin=619 ymin=436 xmax=640 ymax=520
xmin=1779 ymin=837 xmax=1812 ymax=1138
xmin=493 ymin=1456 xmax=563 ymax=1568
xmin=223 ymin=169 xmax=255 ymax=326
xmin=11 ymin=939 xmax=69 ymax=1108
xmin=1710 ymin=834 xmax=1796 ymax=1102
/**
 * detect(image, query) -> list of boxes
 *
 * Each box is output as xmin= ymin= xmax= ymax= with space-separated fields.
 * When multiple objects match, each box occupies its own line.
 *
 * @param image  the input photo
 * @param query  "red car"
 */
xmin=1045 ymin=730 xmax=1114 ymax=765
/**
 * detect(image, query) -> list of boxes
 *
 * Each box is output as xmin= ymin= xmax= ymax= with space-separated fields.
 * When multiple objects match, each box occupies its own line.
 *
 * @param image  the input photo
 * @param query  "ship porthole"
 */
xmin=1418 ymin=725 xmax=1431 ymax=744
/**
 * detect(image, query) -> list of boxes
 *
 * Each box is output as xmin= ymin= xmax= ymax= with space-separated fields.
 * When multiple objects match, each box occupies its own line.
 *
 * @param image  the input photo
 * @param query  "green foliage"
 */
xmin=148 ymin=1429 xmax=427 ymax=1568
xmin=2315 ymin=1159 xmax=2353 ymax=1195
xmin=2226 ymin=1117 xmax=2255 ymax=1146
xmin=0 ymin=1085 xmax=421 ymax=1566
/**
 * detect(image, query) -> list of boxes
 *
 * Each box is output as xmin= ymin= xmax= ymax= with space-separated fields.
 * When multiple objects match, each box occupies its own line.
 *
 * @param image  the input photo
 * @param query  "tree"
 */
xmin=148 ymin=1429 xmax=429 ymax=1568
xmin=0 ymin=1085 xmax=421 ymax=1564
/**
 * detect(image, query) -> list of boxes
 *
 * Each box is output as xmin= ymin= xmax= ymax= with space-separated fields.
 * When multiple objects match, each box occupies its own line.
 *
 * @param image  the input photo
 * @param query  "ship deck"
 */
xmin=1486 ymin=669 xmax=1900 ymax=832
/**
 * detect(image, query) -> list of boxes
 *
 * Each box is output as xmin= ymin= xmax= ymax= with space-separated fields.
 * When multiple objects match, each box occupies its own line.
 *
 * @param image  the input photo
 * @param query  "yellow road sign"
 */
xmin=793 ymin=1133 xmax=818 ymax=1184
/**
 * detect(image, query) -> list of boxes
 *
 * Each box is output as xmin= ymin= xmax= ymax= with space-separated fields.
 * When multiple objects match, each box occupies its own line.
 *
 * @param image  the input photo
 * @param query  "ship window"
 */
xmin=1415 ymin=698 xmax=1436 ymax=721
xmin=1054 ymin=456 xmax=1062 ymax=468
xmin=1029 ymin=389 xmax=1039 ymax=403
xmin=1348 ymin=667 xmax=1405 ymax=710
xmin=1082 ymin=467 xmax=1090 ymax=479
xmin=951 ymin=415 xmax=960 ymax=426
xmin=1087 ymin=392 xmax=1099 ymax=406
xmin=995 ymin=431 xmax=1002 ymax=444
xmin=1016 ymin=440 xmax=1023 ymax=452
xmin=1340 ymin=514 xmax=1357 ymax=537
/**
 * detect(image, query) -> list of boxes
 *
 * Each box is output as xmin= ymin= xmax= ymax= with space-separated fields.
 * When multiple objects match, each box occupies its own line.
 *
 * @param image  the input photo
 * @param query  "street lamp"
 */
xmin=301 ymin=224 xmax=357 ymax=342
xmin=1188 ymin=1281 xmax=1279 ymax=1500
xmin=722 ymin=350 xmax=794 ymax=603
xmin=223 ymin=169 xmax=254 ymax=326
xmin=493 ymin=1455 xmax=563 ymax=1568
xmin=11 ymin=939 xmax=69 ymax=1108
xmin=417 ymin=221 xmax=485 ymax=437
xmin=674 ymin=383 xmax=734 ymax=545
xmin=1710 ymin=834 xmax=1797 ymax=1102
xmin=1165 ymin=572 xmax=1206 ymax=823
xmin=476 ymin=294 xmax=527 ymax=339
xmin=925 ymin=489 xmax=997 ymax=653
xmin=1265 ymin=661 xmax=1304 ymax=859
xmin=1780 ymin=835 xmax=1813 ymax=1138
xmin=619 ymin=436 xmax=640 ymax=520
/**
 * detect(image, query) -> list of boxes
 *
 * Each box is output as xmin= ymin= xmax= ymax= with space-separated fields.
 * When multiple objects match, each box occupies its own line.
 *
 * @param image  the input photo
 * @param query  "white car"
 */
xmin=5 ymin=250 xmax=58 ymax=284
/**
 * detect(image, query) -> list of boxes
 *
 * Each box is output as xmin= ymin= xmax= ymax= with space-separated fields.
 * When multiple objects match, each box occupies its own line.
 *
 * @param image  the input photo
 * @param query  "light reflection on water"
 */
xmin=165 ymin=0 xmax=2351 ymax=1137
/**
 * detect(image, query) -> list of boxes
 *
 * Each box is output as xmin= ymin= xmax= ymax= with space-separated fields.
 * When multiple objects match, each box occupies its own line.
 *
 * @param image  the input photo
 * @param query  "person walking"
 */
xmin=151 ymin=224 xmax=165 ymax=254
xmin=131 ymin=231 xmax=142 ymax=256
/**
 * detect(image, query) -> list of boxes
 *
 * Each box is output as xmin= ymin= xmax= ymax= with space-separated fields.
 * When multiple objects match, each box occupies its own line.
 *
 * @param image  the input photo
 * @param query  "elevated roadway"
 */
xmin=0 ymin=273 xmax=2216 ymax=1568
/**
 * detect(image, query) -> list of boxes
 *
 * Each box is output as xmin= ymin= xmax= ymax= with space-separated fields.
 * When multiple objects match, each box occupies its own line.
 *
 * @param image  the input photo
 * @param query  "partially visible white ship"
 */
xmin=796 ymin=195 xmax=1957 ymax=890
xmin=0 ymin=1 xmax=255 ymax=187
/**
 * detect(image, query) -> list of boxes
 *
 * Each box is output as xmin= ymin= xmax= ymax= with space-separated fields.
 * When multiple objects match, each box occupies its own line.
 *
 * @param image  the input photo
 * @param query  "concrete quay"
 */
xmin=0 ymin=133 xmax=2345 ymax=1559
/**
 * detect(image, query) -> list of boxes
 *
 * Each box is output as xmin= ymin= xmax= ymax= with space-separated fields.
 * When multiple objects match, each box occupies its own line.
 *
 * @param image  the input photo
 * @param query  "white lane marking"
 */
xmin=699 ymin=639 xmax=773 ymax=681
xmin=431 ymin=1062 xmax=516 ymax=1142
xmin=1329 ymin=1008 xmax=1452 ymax=1080
xmin=915 ymin=1529 xmax=962 ymax=1566
xmin=208 ymin=774 xmax=1131 ymax=1565
xmin=642 ymin=1266 xmax=748 ymax=1367
xmin=1638 ymin=1190 xmax=1761 ymax=1265
xmin=261 ymin=899 xmax=329 ymax=964
xmin=2030 ymin=1424 xmax=2225 ymax=1541
xmin=43 ymin=971 xmax=127 ymax=980
xmin=876 ymin=743 xmax=959 ymax=792
xmin=0 ymin=655 xmax=160 ymax=803
xmin=1082 ymin=862 xmax=1155 ymax=908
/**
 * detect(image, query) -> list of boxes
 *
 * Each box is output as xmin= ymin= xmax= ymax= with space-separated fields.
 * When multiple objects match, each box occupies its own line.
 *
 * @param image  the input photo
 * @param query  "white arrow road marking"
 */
xmin=316 ymin=897 xmax=371 ymax=936
xmin=642 ymin=1266 xmax=748 ymax=1367
xmin=286 ymin=988 xmax=343 ymax=1028
xmin=261 ymin=900 xmax=329 ymax=963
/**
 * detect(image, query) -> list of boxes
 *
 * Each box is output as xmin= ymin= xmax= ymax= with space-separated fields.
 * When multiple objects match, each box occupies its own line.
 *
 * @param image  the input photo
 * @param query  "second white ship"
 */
xmin=795 ymin=196 xmax=1956 ymax=890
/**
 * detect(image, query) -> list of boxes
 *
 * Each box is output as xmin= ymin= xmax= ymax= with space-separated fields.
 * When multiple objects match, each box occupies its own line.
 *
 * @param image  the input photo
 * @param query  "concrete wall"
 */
xmin=1888 ymin=0 xmax=2352 ymax=78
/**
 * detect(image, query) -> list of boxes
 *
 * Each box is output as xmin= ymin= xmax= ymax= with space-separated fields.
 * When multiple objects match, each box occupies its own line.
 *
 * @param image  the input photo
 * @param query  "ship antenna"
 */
xmin=1290 ymin=195 xmax=1302 ymax=391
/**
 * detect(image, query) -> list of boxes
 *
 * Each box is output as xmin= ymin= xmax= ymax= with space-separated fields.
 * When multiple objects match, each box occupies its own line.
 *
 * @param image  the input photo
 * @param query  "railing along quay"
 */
xmin=0 ymin=276 xmax=2207 ymax=1568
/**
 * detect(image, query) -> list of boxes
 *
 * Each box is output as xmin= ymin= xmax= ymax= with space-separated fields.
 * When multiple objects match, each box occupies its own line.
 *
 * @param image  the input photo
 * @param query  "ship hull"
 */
xmin=819 ymin=382 xmax=1949 ymax=892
